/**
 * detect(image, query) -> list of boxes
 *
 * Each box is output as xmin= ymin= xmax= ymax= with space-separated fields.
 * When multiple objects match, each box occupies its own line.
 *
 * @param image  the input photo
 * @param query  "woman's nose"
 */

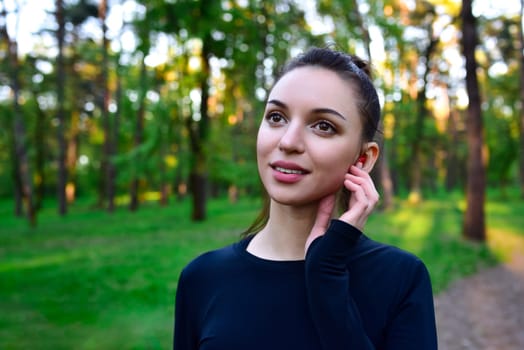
xmin=278 ymin=121 xmax=305 ymax=153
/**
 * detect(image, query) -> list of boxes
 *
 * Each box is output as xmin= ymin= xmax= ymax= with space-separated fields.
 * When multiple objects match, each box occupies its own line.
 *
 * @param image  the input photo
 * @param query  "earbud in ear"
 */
xmin=357 ymin=155 xmax=367 ymax=164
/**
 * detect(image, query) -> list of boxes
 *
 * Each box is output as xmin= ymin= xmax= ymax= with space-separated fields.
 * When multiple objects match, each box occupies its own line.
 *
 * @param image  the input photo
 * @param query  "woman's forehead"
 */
xmin=268 ymin=66 xmax=359 ymax=117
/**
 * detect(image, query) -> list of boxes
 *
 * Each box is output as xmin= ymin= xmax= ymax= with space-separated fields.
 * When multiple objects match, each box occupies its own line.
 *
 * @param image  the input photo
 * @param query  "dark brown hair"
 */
xmin=243 ymin=47 xmax=381 ymax=236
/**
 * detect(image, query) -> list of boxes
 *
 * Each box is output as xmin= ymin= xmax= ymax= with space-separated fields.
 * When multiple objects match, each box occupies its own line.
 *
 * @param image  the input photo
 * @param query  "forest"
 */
xmin=1 ymin=0 xmax=523 ymax=241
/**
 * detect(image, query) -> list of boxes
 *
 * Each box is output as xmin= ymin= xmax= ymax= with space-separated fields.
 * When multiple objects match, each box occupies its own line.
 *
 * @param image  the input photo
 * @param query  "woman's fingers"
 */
xmin=339 ymin=165 xmax=379 ymax=229
xmin=346 ymin=174 xmax=379 ymax=206
xmin=305 ymin=193 xmax=336 ymax=252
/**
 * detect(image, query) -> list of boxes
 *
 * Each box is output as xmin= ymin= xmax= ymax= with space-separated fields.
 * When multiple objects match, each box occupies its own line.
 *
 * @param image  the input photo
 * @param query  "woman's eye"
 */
xmin=265 ymin=112 xmax=286 ymax=125
xmin=313 ymin=121 xmax=336 ymax=134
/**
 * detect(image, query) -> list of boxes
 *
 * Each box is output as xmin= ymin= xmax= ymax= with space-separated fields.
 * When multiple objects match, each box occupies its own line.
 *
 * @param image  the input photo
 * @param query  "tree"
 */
xmin=60 ymin=0 xmax=99 ymax=206
xmin=461 ymin=0 xmax=486 ymax=241
xmin=408 ymin=2 xmax=439 ymax=203
xmin=55 ymin=0 xmax=68 ymax=215
xmin=53 ymin=0 xmax=99 ymax=211
xmin=98 ymin=0 xmax=116 ymax=212
xmin=519 ymin=0 xmax=524 ymax=198
xmin=129 ymin=55 xmax=147 ymax=212
xmin=1 ymin=0 xmax=36 ymax=225
xmin=143 ymin=0 xmax=309 ymax=220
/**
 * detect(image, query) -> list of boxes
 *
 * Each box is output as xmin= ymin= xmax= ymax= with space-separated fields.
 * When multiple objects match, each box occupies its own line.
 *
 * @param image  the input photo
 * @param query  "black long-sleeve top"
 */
xmin=174 ymin=220 xmax=437 ymax=349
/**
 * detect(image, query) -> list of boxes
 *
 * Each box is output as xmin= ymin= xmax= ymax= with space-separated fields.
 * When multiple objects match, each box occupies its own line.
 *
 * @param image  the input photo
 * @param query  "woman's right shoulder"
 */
xmin=178 ymin=240 xmax=243 ymax=283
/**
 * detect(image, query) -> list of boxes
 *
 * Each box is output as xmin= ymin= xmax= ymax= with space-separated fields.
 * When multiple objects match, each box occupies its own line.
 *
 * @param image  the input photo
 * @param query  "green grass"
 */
xmin=0 ymin=192 xmax=523 ymax=349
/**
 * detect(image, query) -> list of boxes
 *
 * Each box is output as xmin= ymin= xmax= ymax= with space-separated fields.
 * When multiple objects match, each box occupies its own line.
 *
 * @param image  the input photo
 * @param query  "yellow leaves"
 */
xmin=89 ymin=124 xmax=105 ymax=145
xmin=188 ymin=56 xmax=202 ymax=73
xmin=429 ymin=87 xmax=451 ymax=133
xmin=164 ymin=70 xmax=178 ymax=82
xmin=227 ymin=114 xmax=238 ymax=125
xmin=383 ymin=112 xmax=395 ymax=139
xmin=186 ymin=38 xmax=203 ymax=73
xmin=75 ymin=61 xmax=99 ymax=80
xmin=384 ymin=5 xmax=393 ymax=17
xmin=426 ymin=0 xmax=461 ymax=17
xmin=164 ymin=154 xmax=178 ymax=168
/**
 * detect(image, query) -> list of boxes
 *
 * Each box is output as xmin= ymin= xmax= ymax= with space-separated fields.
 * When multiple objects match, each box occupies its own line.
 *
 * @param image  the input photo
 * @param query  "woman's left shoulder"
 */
xmin=357 ymin=236 xmax=430 ymax=276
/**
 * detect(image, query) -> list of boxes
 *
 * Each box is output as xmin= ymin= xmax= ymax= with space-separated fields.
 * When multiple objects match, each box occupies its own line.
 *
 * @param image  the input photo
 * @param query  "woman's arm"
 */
xmin=306 ymin=220 xmax=438 ymax=349
xmin=305 ymin=219 xmax=375 ymax=349
xmin=173 ymin=269 xmax=197 ymax=350
xmin=304 ymin=164 xmax=437 ymax=349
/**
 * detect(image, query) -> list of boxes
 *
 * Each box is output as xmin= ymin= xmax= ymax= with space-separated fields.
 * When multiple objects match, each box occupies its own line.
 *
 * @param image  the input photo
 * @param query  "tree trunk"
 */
xmin=129 ymin=57 xmax=147 ymax=211
xmin=56 ymin=0 xmax=68 ymax=215
xmin=519 ymin=0 xmax=524 ymax=198
xmin=112 ymin=54 xmax=121 ymax=207
xmin=159 ymin=124 xmax=169 ymax=207
xmin=65 ymin=28 xmax=83 ymax=205
xmin=461 ymin=0 xmax=486 ymax=241
xmin=188 ymin=30 xmax=212 ymax=221
xmin=99 ymin=0 xmax=115 ymax=212
xmin=1 ymin=4 xmax=36 ymax=225
xmin=409 ymin=27 xmax=438 ymax=203
xmin=378 ymin=142 xmax=394 ymax=209
xmin=12 ymin=94 xmax=35 ymax=225
xmin=32 ymin=93 xmax=47 ymax=210
xmin=445 ymin=109 xmax=460 ymax=191
xmin=188 ymin=67 xmax=208 ymax=219
xmin=11 ymin=143 xmax=24 ymax=217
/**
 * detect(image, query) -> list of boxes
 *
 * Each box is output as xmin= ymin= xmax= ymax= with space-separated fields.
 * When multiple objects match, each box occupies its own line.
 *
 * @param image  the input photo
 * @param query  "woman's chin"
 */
xmin=270 ymin=194 xmax=323 ymax=208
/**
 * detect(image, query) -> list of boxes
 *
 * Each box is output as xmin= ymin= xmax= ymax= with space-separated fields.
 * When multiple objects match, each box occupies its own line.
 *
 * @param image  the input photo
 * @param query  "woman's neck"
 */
xmin=246 ymin=200 xmax=318 ymax=260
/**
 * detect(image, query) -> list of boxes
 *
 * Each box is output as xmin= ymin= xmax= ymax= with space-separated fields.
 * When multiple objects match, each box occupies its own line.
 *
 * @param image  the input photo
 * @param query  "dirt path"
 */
xmin=435 ymin=254 xmax=524 ymax=350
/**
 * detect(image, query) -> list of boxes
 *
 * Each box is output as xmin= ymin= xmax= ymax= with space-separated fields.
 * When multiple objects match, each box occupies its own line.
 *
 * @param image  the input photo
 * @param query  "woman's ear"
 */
xmin=358 ymin=142 xmax=380 ymax=173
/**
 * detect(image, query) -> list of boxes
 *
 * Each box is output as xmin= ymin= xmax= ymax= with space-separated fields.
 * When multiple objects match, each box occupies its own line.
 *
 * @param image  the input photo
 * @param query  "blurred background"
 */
xmin=1 ymin=0 xmax=523 ymax=349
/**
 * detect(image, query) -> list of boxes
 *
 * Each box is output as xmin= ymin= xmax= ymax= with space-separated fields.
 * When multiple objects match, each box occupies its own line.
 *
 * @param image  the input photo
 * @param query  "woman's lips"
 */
xmin=270 ymin=161 xmax=310 ymax=183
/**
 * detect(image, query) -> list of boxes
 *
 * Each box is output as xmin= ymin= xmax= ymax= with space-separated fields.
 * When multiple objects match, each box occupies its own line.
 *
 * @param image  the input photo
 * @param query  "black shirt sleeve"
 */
xmin=305 ymin=219 xmax=437 ymax=350
xmin=305 ymin=219 xmax=374 ymax=349
xmin=174 ymin=269 xmax=197 ymax=350
xmin=383 ymin=258 xmax=438 ymax=349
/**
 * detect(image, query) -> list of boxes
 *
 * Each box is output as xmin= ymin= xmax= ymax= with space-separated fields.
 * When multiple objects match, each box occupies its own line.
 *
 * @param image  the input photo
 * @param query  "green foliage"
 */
xmin=1 ymin=0 xmax=523 ymax=226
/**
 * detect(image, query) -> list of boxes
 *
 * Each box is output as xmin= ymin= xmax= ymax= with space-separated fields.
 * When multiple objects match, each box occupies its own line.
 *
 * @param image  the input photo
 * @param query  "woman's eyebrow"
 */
xmin=267 ymin=99 xmax=347 ymax=121
xmin=312 ymin=108 xmax=346 ymax=120
xmin=267 ymin=99 xmax=288 ymax=109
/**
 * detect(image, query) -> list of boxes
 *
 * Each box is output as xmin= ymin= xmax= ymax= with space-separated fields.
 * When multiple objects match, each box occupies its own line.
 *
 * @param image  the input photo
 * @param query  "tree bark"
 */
xmin=461 ymin=0 xmax=486 ymax=241
xmin=445 ymin=109 xmax=461 ymax=191
xmin=1 ymin=3 xmax=36 ymax=225
xmin=188 ymin=73 xmax=209 ymax=221
xmin=65 ymin=28 xmax=82 ymax=205
xmin=11 ymin=141 xmax=24 ymax=217
xmin=34 ymin=99 xmax=47 ymax=209
xmin=187 ymin=23 xmax=212 ymax=221
xmin=410 ymin=30 xmax=438 ymax=203
xmin=56 ymin=0 xmax=68 ymax=215
xmin=99 ymin=0 xmax=115 ymax=212
xmin=129 ymin=57 xmax=147 ymax=212
xmin=519 ymin=0 xmax=524 ymax=198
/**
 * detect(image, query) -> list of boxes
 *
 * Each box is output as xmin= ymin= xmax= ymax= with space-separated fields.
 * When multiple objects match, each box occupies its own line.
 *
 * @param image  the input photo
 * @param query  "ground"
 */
xmin=435 ymin=254 xmax=524 ymax=350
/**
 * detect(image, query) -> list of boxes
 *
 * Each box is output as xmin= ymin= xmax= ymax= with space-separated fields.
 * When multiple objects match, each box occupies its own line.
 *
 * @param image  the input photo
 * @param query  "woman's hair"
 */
xmin=243 ymin=47 xmax=382 ymax=236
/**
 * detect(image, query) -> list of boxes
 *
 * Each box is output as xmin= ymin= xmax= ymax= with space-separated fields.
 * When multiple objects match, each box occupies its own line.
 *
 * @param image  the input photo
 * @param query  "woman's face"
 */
xmin=257 ymin=66 xmax=365 ymax=206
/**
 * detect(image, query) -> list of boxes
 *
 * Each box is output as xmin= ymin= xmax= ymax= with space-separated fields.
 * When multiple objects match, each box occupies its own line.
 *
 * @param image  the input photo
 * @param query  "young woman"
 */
xmin=174 ymin=47 xmax=438 ymax=350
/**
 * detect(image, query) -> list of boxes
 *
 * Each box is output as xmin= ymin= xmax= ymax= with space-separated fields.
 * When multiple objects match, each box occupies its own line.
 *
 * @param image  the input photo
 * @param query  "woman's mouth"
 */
xmin=270 ymin=161 xmax=310 ymax=183
xmin=273 ymin=166 xmax=307 ymax=175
